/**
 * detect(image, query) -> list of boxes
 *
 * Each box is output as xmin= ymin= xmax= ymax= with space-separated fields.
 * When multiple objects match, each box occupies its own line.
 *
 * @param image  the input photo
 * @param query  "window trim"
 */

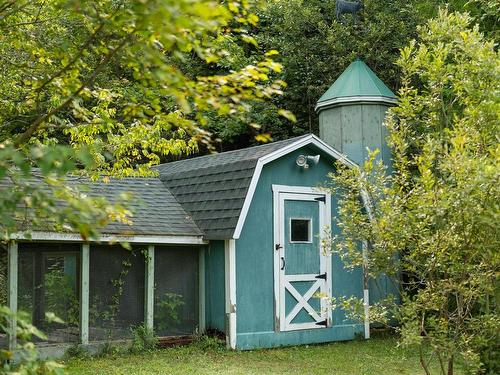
xmin=289 ymin=217 xmax=313 ymax=244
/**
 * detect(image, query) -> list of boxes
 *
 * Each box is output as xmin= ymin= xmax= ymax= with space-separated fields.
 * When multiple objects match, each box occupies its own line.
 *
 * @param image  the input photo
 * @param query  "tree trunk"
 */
xmin=419 ymin=345 xmax=431 ymax=375
xmin=447 ymin=356 xmax=454 ymax=375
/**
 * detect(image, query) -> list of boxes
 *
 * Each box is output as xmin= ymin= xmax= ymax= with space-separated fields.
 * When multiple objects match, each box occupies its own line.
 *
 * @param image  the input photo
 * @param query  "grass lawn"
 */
xmin=63 ymin=335 xmax=463 ymax=375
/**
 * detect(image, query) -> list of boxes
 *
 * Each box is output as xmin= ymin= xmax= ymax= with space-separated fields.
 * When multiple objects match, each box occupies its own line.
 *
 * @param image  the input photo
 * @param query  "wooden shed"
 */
xmin=1 ymin=60 xmax=397 ymax=355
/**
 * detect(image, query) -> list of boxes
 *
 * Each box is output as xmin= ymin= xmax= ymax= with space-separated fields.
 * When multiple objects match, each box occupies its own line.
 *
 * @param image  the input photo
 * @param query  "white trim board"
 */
xmin=224 ymin=239 xmax=237 ymax=349
xmin=233 ymin=134 xmax=356 ymax=239
xmin=315 ymin=95 xmax=398 ymax=112
xmin=11 ymin=231 xmax=207 ymax=245
xmin=272 ymin=185 xmax=332 ymax=332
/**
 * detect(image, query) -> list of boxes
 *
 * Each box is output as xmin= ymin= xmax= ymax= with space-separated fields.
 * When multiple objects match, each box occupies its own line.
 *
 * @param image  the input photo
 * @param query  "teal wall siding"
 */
xmin=235 ymin=145 xmax=364 ymax=349
xmin=205 ymin=241 xmax=225 ymax=333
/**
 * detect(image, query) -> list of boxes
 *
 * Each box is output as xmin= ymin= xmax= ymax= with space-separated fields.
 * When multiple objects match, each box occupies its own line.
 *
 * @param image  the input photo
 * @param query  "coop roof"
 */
xmin=155 ymin=136 xmax=306 ymax=240
xmin=6 ymin=134 xmax=353 ymax=243
xmin=156 ymin=134 xmax=353 ymax=240
xmin=316 ymin=59 xmax=397 ymax=111
xmin=3 ymin=172 xmax=203 ymax=242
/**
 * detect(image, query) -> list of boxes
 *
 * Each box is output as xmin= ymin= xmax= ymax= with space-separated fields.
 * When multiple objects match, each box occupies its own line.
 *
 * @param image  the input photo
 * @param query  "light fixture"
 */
xmin=296 ymin=154 xmax=320 ymax=169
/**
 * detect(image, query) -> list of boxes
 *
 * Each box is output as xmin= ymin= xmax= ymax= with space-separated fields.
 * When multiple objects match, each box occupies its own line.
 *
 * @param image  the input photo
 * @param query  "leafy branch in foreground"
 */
xmin=0 ymin=0 xmax=287 ymax=241
xmin=1 ymin=306 xmax=65 ymax=374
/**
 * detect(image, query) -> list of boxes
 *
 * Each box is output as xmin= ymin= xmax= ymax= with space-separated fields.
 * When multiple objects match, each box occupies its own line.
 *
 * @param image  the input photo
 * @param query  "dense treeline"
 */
xmin=196 ymin=0 xmax=498 ymax=151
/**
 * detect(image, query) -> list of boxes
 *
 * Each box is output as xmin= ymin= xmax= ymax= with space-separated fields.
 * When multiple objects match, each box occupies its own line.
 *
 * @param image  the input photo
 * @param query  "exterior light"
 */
xmin=296 ymin=154 xmax=320 ymax=169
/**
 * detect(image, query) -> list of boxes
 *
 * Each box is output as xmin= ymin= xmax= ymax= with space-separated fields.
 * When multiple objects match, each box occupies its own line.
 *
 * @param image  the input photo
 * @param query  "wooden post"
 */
xmin=224 ymin=239 xmax=236 ymax=349
xmin=144 ymin=245 xmax=155 ymax=331
xmin=360 ymin=187 xmax=374 ymax=340
xmin=80 ymin=243 xmax=90 ymax=345
xmin=7 ymin=241 xmax=18 ymax=350
xmin=362 ymin=240 xmax=370 ymax=340
xmin=198 ymin=247 xmax=206 ymax=334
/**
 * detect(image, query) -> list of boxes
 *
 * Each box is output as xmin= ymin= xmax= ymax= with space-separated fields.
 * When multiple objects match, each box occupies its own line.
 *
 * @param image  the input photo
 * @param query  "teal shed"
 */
xmin=1 ymin=60 xmax=396 ymax=355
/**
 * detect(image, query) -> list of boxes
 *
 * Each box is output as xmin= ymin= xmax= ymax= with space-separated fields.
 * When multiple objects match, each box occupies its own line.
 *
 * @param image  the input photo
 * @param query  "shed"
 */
xmin=1 ymin=59 xmax=397 ymax=355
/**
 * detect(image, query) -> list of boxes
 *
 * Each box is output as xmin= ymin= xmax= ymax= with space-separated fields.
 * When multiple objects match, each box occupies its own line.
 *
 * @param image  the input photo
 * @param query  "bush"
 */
xmin=64 ymin=344 xmax=90 ymax=360
xmin=191 ymin=335 xmax=226 ymax=352
xmin=129 ymin=325 xmax=158 ymax=353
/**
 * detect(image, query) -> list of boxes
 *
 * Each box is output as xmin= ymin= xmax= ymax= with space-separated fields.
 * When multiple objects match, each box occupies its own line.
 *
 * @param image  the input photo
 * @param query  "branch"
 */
xmin=4 ymin=16 xmax=59 ymax=29
xmin=35 ymin=21 xmax=106 ymax=93
xmin=0 ymin=1 xmax=30 ymax=23
xmin=14 ymin=35 xmax=131 ymax=147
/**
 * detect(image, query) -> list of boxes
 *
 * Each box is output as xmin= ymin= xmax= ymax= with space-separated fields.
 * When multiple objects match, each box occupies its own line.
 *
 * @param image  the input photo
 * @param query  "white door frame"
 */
xmin=272 ymin=185 xmax=332 ymax=332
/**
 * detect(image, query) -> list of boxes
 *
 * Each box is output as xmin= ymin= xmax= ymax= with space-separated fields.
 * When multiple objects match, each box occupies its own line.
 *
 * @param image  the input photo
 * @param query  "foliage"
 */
xmin=0 ymin=0 xmax=286 ymax=242
xmin=242 ymin=0 xmax=476 ymax=141
xmin=0 ymin=247 xmax=6 ymax=307
xmin=0 ymin=306 xmax=65 ymax=374
xmin=154 ymin=292 xmax=185 ymax=333
xmin=43 ymin=265 xmax=79 ymax=328
xmin=195 ymin=0 xmax=499 ymax=149
xmin=128 ymin=325 xmax=158 ymax=354
xmin=95 ymin=342 xmax=121 ymax=358
xmin=191 ymin=334 xmax=226 ymax=352
xmin=329 ymin=9 xmax=499 ymax=375
xmin=63 ymin=344 xmax=90 ymax=361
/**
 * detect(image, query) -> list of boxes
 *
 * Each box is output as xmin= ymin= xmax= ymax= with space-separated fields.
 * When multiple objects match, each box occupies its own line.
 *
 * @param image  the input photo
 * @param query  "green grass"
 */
xmin=63 ymin=336 xmax=461 ymax=375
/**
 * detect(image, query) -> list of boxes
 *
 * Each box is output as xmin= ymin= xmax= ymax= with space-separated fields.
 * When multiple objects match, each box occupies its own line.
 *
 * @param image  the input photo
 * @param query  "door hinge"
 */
xmin=314 ymin=196 xmax=326 ymax=203
xmin=315 ymin=272 xmax=327 ymax=280
xmin=275 ymin=243 xmax=283 ymax=251
xmin=316 ymin=319 xmax=328 ymax=327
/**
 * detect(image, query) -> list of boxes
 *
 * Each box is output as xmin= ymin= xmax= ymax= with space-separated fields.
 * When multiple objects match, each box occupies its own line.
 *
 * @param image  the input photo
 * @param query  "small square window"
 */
xmin=290 ymin=219 xmax=311 ymax=242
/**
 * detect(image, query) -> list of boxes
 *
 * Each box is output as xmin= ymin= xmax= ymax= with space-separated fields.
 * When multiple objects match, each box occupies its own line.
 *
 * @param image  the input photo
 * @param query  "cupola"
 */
xmin=315 ymin=59 xmax=397 ymax=167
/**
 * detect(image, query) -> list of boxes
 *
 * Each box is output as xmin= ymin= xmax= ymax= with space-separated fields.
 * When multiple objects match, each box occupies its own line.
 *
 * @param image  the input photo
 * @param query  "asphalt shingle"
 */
xmin=156 ymin=135 xmax=308 ymax=239
xmin=0 ymin=173 xmax=202 ymax=237
xmin=3 ymin=135 xmax=310 ymax=240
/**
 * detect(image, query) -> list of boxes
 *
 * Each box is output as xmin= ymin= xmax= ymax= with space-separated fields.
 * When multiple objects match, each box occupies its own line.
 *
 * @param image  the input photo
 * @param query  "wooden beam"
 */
xmin=80 ymin=243 xmax=90 ymax=345
xmin=362 ymin=240 xmax=370 ymax=339
xmin=7 ymin=241 xmax=18 ymax=350
xmin=224 ymin=239 xmax=236 ymax=349
xmin=11 ymin=232 xmax=207 ymax=245
xmin=144 ymin=245 xmax=155 ymax=331
xmin=198 ymin=247 xmax=206 ymax=334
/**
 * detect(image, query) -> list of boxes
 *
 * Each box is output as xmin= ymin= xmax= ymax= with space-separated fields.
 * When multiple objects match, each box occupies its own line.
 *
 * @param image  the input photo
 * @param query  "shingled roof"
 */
xmin=5 ymin=134 xmax=348 ymax=242
xmin=156 ymin=135 xmax=310 ymax=240
xmin=2 ymin=173 xmax=202 ymax=238
xmin=82 ymin=177 xmax=202 ymax=237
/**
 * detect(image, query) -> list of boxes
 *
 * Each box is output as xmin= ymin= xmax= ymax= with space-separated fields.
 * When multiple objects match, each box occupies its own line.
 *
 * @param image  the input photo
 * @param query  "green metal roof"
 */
xmin=316 ymin=59 xmax=396 ymax=111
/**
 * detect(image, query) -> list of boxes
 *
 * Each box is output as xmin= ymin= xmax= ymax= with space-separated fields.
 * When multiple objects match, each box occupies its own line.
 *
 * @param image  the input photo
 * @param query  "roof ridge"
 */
xmin=155 ymin=134 xmax=310 ymax=170
xmin=29 ymin=168 xmax=162 ymax=182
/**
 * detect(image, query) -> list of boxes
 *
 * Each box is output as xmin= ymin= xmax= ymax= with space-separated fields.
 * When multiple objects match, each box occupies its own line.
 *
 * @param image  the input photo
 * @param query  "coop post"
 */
xmin=198 ymin=247 xmax=206 ymax=334
xmin=80 ymin=243 xmax=90 ymax=345
xmin=144 ymin=245 xmax=155 ymax=331
xmin=224 ymin=239 xmax=236 ymax=349
xmin=362 ymin=240 xmax=370 ymax=339
xmin=7 ymin=241 xmax=18 ymax=351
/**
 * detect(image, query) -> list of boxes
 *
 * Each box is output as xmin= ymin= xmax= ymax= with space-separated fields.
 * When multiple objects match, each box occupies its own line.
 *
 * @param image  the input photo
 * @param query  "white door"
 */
xmin=273 ymin=185 xmax=332 ymax=332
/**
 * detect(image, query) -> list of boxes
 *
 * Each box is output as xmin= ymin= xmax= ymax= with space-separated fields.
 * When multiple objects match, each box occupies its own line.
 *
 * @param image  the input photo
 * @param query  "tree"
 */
xmin=329 ymin=9 xmax=499 ymax=374
xmin=251 ymin=0 xmax=474 ymax=139
xmin=0 ymin=3 xmax=286 ymax=371
xmin=0 ymin=0 xmax=287 ymax=240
